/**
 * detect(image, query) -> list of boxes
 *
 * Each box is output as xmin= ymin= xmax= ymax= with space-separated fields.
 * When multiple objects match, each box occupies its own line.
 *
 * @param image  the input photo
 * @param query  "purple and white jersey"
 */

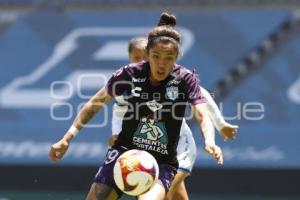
xmin=105 ymin=62 xmax=206 ymax=167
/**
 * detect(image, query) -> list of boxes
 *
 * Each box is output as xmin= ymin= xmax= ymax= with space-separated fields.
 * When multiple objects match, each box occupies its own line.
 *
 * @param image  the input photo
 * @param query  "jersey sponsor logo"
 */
xmin=132 ymin=77 xmax=146 ymax=83
xmin=131 ymin=86 xmax=142 ymax=97
xmin=133 ymin=116 xmax=168 ymax=155
xmin=166 ymin=86 xmax=179 ymax=101
xmin=146 ymin=100 xmax=162 ymax=112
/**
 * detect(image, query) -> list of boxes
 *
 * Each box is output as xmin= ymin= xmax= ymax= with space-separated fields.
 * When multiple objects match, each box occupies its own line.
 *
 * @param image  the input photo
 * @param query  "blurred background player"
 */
xmin=109 ymin=36 xmax=238 ymax=200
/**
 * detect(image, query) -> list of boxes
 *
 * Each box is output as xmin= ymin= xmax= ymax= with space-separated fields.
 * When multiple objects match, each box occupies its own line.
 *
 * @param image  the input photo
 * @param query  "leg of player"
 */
xmin=86 ymin=182 xmax=119 ymax=200
xmin=175 ymin=180 xmax=189 ymax=200
xmin=165 ymin=171 xmax=189 ymax=200
xmin=138 ymin=183 xmax=166 ymax=200
xmin=86 ymin=147 xmax=125 ymax=200
xmin=139 ymin=164 xmax=177 ymax=200
xmin=166 ymin=119 xmax=196 ymax=200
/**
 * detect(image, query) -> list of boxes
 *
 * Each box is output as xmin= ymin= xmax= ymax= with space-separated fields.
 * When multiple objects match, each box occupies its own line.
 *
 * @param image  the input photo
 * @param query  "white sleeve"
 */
xmin=177 ymin=118 xmax=197 ymax=173
xmin=111 ymin=103 xmax=128 ymax=135
xmin=200 ymin=86 xmax=226 ymax=131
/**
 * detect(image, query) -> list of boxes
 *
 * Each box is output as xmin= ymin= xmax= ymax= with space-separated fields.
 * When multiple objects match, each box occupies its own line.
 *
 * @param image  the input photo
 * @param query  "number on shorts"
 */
xmin=104 ymin=149 xmax=119 ymax=164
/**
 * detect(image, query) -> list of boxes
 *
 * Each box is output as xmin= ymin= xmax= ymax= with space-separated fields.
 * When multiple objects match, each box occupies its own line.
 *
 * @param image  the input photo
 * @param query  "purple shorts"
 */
xmin=93 ymin=147 xmax=177 ymax=196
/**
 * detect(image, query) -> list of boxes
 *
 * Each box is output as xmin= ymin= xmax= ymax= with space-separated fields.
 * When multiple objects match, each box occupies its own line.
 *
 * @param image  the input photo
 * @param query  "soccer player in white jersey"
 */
xmin=109 ymin=35 xmax=238 ymax=200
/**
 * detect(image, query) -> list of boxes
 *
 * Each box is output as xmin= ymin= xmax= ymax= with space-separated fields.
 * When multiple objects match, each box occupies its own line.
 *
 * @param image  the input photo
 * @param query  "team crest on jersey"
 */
xmin=166 ymin=86 xmax=178 ymax=100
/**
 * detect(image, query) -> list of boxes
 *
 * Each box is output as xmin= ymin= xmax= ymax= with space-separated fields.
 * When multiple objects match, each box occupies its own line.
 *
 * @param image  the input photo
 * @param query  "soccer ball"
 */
xmin=113 ymin=149 xmax=159 ymax=196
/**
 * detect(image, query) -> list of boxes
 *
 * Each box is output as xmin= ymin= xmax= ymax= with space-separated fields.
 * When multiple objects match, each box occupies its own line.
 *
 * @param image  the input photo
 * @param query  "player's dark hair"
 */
xmin=157 ymin=12 xmax=176 ymax=27
xmin=128 ymin=36 xmax=147 ymax=53
xmin=147 ymin=12 xmax=181 ymax=55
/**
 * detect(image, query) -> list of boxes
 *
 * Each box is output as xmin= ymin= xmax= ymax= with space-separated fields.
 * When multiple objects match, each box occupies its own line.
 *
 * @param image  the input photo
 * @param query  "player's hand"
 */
xmin=49 ymin=134 xmax=72 ymax=162
xmin=205 ymin=144 xmax=223 ymax=165
xmin=108 ymin=134 xmax=118 ymax=146
xmin=220 ymin=122 xmax=239 ymax=141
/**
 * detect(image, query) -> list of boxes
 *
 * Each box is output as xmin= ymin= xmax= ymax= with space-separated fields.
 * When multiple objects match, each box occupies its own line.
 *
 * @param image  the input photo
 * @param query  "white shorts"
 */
xmin=177 ymin=119 xmax=197 ymax=174
xmin=111 ymin=103 xmax=197 ymax=173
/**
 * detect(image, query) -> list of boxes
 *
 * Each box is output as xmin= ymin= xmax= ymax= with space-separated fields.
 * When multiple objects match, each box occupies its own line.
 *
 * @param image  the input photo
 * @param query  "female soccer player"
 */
xmin=49 ymin=12 xmax=224 ymax=200
xmin=110 ymin=36 xmax=238 ymax=200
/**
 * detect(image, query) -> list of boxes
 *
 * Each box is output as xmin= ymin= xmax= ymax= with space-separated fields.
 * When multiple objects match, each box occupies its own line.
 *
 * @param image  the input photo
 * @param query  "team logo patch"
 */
xmin=166 ymin=86 xmax=178 ymax=100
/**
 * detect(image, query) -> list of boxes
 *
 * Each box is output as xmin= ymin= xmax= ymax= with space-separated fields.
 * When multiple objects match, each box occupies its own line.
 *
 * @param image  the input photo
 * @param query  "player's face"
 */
xmin=129 ymin=45 xmax=146 ymax=63
xmin=148 ymin=42 xmax=177 ymax=82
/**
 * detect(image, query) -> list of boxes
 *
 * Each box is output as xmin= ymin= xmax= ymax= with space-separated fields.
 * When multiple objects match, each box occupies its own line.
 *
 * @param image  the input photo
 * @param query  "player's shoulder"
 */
xmin=123 ymin=61 xmax=147 ymax=76
xmin=172 ymin=64 xmax=199 ymax=82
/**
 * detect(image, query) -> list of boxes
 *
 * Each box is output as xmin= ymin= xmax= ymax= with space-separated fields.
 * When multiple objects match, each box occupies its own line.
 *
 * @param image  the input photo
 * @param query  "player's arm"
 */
xmin=49 ymin=87 xmax=112 ymax=162
xmin=200 ymin=87 xmax=239 ymax=141
xmin=192 ymin=103 xmax=223 ymax=165
xmin=184 ymin=70 xmax=222 ymax=164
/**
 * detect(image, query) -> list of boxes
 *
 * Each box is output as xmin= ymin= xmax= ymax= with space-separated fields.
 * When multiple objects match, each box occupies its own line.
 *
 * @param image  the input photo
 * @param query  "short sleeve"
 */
xmin=184 ymin=70 xmax=207 ymax=105
xmin=105 ymin=66 xmax=131 ymax=97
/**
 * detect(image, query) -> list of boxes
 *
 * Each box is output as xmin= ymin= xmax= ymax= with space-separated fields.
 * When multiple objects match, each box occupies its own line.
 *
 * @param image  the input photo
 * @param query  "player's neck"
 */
xmin=149 ymin=75 xmax=162 ymax=86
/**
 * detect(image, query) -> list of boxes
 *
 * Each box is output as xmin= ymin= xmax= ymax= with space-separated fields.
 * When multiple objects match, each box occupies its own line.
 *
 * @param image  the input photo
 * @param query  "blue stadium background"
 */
xmin=0 ymin=1 xmax=300 ymax=199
